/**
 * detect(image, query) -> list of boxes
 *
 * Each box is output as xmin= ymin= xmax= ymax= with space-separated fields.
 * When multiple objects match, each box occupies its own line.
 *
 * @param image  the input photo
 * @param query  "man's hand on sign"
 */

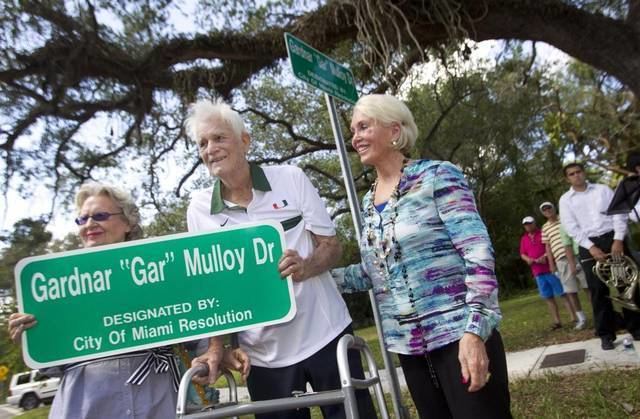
xmin=278 ymin=249 xmax=308 ymax=282
xmin=222 ymin=347 xmax=251 ymax=382
xmin=191 ymin=337 xmax=224 ymax=385
xmin=7 ymin=313 xmax=37 ymax=344
xmin=278 ymin=234 xmax=341 ymax=282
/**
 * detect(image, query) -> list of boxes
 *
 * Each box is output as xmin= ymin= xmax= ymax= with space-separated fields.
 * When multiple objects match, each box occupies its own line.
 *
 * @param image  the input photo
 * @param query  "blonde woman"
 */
xmin=335 ymin=94 xmax=511 ymax=418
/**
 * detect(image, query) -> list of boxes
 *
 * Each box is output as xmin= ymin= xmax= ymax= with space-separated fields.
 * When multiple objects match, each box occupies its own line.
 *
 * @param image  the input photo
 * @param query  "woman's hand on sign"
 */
xmin=222 ymin=347 xmax=251 ymax=382
xmin=191 ymin=337 xmax=224 ymax=385
xmin=8 ymin=313 xmax=37 ymax=344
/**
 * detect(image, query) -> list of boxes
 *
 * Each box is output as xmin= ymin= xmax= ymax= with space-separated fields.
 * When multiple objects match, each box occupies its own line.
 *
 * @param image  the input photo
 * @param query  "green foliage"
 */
xmin=0 ymin=218 xmax=52 ymax=290
xmin=401 ymin=49 xmax=566 ymax=294
xmin=143 ymin=197 xmax=190 ymax=237
xmin=544 ymin=60 xmax=640 ymax=173
xmin=0 ymin=302 xmax=29 ymax=395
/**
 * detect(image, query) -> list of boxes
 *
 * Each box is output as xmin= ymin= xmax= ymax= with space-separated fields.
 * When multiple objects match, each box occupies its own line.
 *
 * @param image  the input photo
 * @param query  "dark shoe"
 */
xmin=631 ymin=332 xmax=640 ymax=341
xmin=601 ymin=337 xmax=615 ymax=350
xmin=550 ymin=323 xmax=562 ymax=331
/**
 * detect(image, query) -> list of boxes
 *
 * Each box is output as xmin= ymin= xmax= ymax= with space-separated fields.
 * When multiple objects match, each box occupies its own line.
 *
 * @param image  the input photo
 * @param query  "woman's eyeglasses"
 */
xmin=75 ymin=212 xmax=124 ymax=225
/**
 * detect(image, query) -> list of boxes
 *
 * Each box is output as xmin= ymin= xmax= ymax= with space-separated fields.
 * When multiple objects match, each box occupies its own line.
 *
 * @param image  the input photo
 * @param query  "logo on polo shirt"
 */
xmin=272 ymin=200 xmax=288 ymax=209
xmin=220 ymin=218 xmax=228 ymax=227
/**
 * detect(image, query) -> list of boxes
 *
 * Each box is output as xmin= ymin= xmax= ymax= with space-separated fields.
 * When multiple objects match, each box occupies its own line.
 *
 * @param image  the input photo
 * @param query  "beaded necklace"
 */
xmin=366 ymin=159 xmax=409 ymax=281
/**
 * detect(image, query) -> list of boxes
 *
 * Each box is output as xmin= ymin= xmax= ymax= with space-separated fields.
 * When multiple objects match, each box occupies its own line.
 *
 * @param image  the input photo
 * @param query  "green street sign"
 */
xmin=15 ymin=222 xmax=294 ymax=368
xmin=285 ymin=33 xmax=358 ymax=104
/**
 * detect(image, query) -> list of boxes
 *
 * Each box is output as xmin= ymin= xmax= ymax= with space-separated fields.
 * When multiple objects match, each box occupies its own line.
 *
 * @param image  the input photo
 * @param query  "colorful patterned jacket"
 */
xmin=334 ymin=159 xmax=501 ymax=354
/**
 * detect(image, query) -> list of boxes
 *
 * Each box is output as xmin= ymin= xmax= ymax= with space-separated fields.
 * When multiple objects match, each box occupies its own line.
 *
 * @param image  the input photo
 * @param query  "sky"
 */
xmin=0 ymin=3 xmax=571 ymax=242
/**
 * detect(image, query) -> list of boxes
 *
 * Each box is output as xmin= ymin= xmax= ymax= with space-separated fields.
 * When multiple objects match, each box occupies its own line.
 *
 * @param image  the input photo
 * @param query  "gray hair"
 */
xmin=75 ymin=182 xmax=143 ymax=241
xmin=353 ymin=94 xmax=418 ymax=155
xmin=184 ymin=98 xmax=247 ymax=143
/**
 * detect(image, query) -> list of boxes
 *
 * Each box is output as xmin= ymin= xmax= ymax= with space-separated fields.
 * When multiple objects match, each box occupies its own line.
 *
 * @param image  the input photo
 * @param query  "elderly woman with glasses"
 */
xmin=8 ymin=182 xmax=249 ymax=418
xmin=334 ymin=94 xmax=511 ymax=418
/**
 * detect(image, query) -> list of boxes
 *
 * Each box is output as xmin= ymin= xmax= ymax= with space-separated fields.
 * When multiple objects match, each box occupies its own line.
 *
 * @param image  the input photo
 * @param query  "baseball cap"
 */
xmin=539 ymin=201 xmax=554 ymax=211
xmin=522 ymin=216 xmax=535 ymax=224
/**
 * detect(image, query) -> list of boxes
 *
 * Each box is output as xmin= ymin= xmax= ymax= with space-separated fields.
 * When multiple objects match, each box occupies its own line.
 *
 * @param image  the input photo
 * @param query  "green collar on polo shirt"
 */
xmin=210 ymin=163 xmax=272 ymax=214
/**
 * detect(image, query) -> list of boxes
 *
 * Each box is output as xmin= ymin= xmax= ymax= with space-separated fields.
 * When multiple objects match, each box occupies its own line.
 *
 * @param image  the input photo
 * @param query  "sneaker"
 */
xmin=601 ymin=337 xmax=615 ymax=350
xmin=574 ymin=319 xmax=586 ymax=330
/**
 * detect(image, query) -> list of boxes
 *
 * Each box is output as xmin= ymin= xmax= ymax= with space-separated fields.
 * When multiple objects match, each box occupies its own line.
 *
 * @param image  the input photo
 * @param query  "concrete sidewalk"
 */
xmin=218 ymin=333 xmax=640 ymax=403
xmin=506 ymin=332 xmax=640 ymax=380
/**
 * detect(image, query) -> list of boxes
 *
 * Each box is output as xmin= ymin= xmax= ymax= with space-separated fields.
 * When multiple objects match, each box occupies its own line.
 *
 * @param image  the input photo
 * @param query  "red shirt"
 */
xmin=520 ymin=229 xmax=551 ymax=276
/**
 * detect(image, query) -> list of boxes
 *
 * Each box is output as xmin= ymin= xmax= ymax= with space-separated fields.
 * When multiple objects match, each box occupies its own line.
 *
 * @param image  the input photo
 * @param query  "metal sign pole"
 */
xmin=324 ymin=94 xmax=408 ymax=419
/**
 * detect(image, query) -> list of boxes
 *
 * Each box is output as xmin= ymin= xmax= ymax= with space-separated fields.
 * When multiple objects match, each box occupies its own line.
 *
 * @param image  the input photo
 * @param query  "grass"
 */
xmin=499 ymin=290 xmax=596 ymax=352
xmin=14 ymin=290 xmax=640 ymax=419
xmin=510 ymin=369 xmax=640 ymax=418
xmin=13 ymin=406 xmax=49 ymax=418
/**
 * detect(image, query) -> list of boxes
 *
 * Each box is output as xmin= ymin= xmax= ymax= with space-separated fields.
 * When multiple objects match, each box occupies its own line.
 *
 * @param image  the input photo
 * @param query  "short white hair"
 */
xmin=184 ymin=98 xmax=247 ymax=143
xmin=75 ymin=182 xmax=142 ymax=241
xmin=353 ymin=94 xmax=418 ymax=155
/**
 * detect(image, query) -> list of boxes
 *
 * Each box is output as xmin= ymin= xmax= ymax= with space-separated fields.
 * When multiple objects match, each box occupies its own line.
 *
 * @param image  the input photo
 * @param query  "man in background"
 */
xmin=520 ymin=216 xmax=575 ymax=330
xmin=539 ymin=201 xmax=588 ymax=330
xmin=559 ymin=162 xmax=640 ymax=350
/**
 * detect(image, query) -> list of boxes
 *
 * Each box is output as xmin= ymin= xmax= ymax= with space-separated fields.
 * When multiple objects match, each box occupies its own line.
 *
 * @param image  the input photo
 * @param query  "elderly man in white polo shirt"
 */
xmin=559 ymin=162 xmax=640 ymax=350
xmin=183 ymin=98 xmax=375 ymax=419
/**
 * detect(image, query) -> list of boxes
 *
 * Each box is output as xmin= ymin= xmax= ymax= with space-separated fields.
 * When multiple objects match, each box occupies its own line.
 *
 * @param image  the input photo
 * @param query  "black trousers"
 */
xmin=246 ymin=325 xmax=376 ymax=419
xmin=578 ymin=231 xmax=640 ymax=339
xmin=398 ymin=331 xmax=512 ymax=419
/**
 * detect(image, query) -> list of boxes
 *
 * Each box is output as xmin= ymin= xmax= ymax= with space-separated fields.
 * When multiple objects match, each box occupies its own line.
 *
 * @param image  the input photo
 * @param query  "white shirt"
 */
xmin=559 ymin=182 xmax=628 ymax=249
xmin=187 ymin=164 xmax=351 ymax=368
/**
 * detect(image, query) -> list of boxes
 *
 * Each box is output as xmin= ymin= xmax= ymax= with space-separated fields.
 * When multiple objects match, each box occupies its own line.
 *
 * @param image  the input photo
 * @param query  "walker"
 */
xmin=176 ymin=334 xmax=390 ymax=419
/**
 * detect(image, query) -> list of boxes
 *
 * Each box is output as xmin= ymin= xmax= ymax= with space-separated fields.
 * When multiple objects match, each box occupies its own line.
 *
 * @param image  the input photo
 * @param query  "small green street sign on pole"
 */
xmin=15 ymin=221 xmax=294 ymax=369
xmin=284 ymin=33 xmax=408 ymax=418
xmin=284 ymin=33 xmax=358 ymax=104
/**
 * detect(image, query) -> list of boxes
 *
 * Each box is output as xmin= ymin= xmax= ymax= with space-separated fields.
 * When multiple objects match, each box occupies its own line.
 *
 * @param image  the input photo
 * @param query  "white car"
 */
xmin=7 ymin=370 xmax=59 ymax=410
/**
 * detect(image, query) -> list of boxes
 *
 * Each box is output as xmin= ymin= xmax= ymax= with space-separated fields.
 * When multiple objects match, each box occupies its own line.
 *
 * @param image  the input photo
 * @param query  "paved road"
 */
xmin=0 ymin=404 xmax=20 ymax=419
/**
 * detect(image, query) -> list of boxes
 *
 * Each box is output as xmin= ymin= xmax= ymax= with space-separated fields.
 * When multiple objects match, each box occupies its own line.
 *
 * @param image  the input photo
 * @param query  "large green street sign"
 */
xmin=15 ymin=222 xmax=294 ymax=368
xmin=285 ymin=33 xmax=358 ymax=104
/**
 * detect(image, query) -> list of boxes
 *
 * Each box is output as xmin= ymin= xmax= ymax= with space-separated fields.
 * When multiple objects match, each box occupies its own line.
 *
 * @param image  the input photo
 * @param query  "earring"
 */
xmin=391 ymin=139 xmax=399 ymax=147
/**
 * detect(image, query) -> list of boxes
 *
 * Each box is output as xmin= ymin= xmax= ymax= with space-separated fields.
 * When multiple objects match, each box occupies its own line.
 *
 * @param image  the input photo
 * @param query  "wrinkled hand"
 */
xmin=611 ymin=240 xmax=624 ymax=259
xmin=8 ymin=313 xmax=37 ymax=344
xmin=458 ymin=332 xmax=490 ymax=392
xmin=191 ymin=343 xmax=224 ymax=385
xmin=221 ymin=347 xmax=251 ymax=382
xmin=279 ymin=249 xmax=308 ymax=282
xmin=589 ymin=245 xmax=607 ymax=263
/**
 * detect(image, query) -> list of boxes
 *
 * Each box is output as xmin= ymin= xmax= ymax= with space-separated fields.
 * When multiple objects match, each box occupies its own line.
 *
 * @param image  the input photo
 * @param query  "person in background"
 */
xmin=183 ymin=98 xmax=375 ymax=419
xmin=520 ymin=216 xmax=576 ymax=330
xmin=334 ymin=94 xmax=511 ymax=419
xmin=559 ymin=162 xmax=640 ymax=350
xmin=8 ymin=182 xmax=249 ymax=419
xmin=625 ymin=152 xmax=640 ymax=222
xmin=559 ymin=224 xmax=592 ymax=306
xmin=539 ymin=201 xmax=588 ymax=330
